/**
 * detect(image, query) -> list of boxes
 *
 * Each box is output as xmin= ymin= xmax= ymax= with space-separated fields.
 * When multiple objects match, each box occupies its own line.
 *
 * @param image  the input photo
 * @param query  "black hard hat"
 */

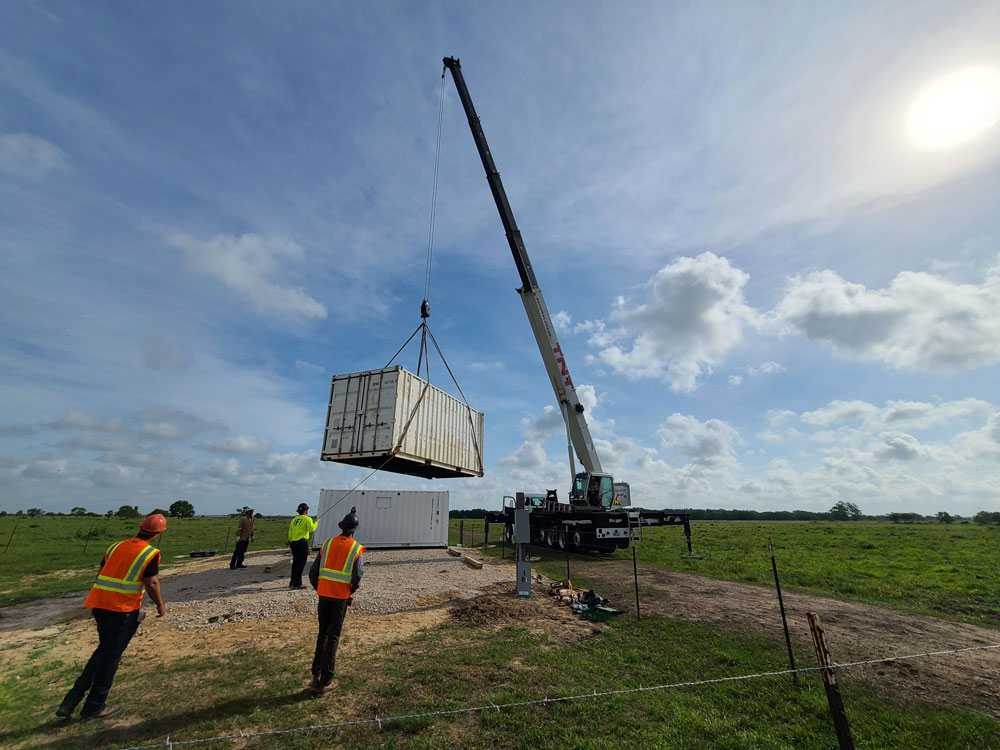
xmin=338 ymin=507 xmax=359 ymax=532
xmin=297 ymin=502 xmax=309 ymax=513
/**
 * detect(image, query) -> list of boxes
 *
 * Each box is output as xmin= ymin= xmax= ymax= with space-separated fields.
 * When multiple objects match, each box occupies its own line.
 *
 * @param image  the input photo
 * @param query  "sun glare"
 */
xmin=906 ymin=66 xmax=1000 ymax=150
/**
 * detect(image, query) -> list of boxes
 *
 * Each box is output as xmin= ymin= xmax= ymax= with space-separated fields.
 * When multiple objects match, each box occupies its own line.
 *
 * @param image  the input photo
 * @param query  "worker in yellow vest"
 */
xmin=307 ymin=507 xmax=364 ymax=695
xmin=287 ymin=502 xmax=317 ymax=589
xmin=57 ymin=513 xmax=168 ymax=721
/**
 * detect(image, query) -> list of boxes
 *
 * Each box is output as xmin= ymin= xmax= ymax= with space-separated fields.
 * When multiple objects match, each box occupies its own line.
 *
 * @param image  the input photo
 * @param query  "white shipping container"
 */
xmin=321 ymin=366 xmax=484 ymax=479
xmin=316 ymin=489 xmax=449 ymax=548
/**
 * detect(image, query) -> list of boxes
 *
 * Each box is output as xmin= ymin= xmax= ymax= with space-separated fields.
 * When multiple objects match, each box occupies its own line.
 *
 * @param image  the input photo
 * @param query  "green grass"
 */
xmin=2 ymin=610 xmax=995 ymax=749
xmin=0 ymin=516 xmax=292 ymax=606
xmin=451 ymin=518 xmax=1000 ymax=626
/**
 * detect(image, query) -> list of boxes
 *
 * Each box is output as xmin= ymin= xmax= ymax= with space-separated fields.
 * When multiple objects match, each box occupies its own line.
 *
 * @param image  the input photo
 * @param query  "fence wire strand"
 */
xmin=108 ymin=643 xmax=999 ymax=750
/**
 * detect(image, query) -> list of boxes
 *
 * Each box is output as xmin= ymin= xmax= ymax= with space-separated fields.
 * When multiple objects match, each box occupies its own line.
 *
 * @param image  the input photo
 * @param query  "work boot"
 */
xmin=312 ymin=679 xmax=338 ymax=696
xmin=55 ymin=704 xmax=74 ymax=719
xmin=81 ymin=704 xmax=122 ymax=721
xmin=310 ymin=672 xmax=321 ymax=691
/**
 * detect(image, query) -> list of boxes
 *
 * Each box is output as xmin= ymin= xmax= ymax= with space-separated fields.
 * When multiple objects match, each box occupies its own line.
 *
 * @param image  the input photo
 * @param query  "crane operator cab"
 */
xmin=570 ymin=472 xmax=615 ymax=510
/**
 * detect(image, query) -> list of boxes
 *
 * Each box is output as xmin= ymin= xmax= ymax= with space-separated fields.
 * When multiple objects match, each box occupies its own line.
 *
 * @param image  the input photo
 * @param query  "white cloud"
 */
xmin=656 ymin=413 xmax=740 ymax=469
xmin=552 ymin=310 xmax=572 ymax=332
xmin=262 ymin=451 xmax=316 ymax=475
xmin=199 ymin=435 xmax=269 ymax=454
xmin=871 ymin=432 xmax=928 ymax=461
xmin=593 ymin=253 xmax=757 ymax=392
xmin=140 ymin=406 xmax=215 ymax=441
xmin=169 ymin=233 xmax=327 ymax=319
xmin=746 ymin=361 xmax=785 ymax=377
xmin=294 ymin=359 xmax=325 ymax=374
xmin=23 ymin=458 xmax=68 ymax=478
xmin=802 ymin=400 xmax=880 ymax=426
xmin=771 ymin=264 xmax=1000 ymax=371
xmin=0 ymin=133 xmax=69 ymax=179
xmin=50 ymin=409 xmax=124 ymax=433
xmin=499 ymin=441 xmax=549 ymax=470
xmin=728 ymin=375 xmax=743 ymax=387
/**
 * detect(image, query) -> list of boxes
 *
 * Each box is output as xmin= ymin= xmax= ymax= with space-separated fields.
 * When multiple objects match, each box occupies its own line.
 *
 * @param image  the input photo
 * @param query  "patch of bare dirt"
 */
xmin=574 ymin=558 xmax=1000 ymax=718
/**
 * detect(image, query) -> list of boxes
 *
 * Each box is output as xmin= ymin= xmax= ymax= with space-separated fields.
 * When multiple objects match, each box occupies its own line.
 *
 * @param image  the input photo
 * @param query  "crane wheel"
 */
xmin=557 ymin=531 xmax=567 ymax=551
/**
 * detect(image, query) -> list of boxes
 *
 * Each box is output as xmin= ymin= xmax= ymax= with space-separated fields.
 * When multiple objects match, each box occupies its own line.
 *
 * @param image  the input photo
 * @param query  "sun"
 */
xmin=906 ymin=66 xmax=1000 ymax=150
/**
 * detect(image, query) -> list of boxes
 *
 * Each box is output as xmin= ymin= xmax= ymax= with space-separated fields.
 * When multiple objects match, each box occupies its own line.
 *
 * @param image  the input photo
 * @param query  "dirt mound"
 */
xmin=450 ymin=594 xmax=540 ymax=626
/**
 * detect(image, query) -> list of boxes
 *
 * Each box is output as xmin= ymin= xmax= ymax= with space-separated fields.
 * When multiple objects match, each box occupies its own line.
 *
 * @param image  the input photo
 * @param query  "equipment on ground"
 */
xmin=442 ymin=57 xmax=692 ymax=554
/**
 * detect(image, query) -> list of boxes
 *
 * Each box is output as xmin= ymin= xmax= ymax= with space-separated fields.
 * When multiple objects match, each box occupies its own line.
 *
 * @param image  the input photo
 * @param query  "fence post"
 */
xmin=483 ymin=519 xmax=488 ymax=553
xmin=807 ymin=613 xmax=854 ymax=750
xmin=83 ymin=525 xmax=95 ymax=554
xmin=223 ymin=529 xmax=230 ymax=555
xmin=632 ymin=545 xmax=640 ymax=621
xmin=769 ymin=536 xmax=797 ymax=683
xmin=3 ymin=524 xmax=16 ymax=554
xmin=460 ymin=520 xmax=464 ymax=547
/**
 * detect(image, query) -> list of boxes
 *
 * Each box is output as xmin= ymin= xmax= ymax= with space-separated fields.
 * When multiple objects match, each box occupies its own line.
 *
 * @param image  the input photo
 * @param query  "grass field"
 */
xmin=452 ymin=518 xmax=1000 ymax=626
xmin=1 ymin=606 xmax=996 ymax=749
xmin=0 ymin=516 xmax=292 ymax=606
xmin=1 ymin=516 xmax=998 ymax=748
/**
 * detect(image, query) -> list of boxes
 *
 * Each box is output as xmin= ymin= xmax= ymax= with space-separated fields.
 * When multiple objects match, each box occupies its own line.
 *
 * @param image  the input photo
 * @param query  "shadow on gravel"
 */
xmin=12 ymin=690 xmax=316 ymax=750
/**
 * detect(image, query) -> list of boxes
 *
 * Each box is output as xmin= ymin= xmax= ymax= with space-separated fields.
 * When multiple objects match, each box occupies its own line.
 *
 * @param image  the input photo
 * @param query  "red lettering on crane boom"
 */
xmin=553 ymin=345 xmax=573 ymax=387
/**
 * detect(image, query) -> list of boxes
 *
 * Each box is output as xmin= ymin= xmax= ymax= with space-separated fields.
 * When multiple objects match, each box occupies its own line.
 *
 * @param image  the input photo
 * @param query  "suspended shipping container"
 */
xmin=315 ymin=489 xmax=449 ymax=548
xmin=321 ymin=366 xmax=484 ymax=479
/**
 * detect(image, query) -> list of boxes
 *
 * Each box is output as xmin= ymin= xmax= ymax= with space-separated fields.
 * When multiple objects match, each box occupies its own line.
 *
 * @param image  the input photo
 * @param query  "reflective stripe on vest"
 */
xmin=317 ymin=536 xmax=363 ymax=598
xmin=84 ymin=538 xmax=159 ymax=612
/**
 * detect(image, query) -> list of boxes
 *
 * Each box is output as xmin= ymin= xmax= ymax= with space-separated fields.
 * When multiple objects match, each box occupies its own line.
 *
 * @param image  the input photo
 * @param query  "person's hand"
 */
xmin=346 ymin=596 xmax=353 ymax=606
xmin=156 ymin=603 xmax=166 ymax=617
xmin=250 ymin=536 xmax=255 ymax=542
xmin=285 ymin=540 xmax=290 ymax=547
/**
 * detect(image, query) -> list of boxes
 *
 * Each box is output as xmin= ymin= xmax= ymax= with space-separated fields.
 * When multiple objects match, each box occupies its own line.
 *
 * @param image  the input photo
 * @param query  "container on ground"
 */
xmin=321 ymin=366 xmax=484 ymax=479
xmin=316 ymin=489 xmax=449 ymax=548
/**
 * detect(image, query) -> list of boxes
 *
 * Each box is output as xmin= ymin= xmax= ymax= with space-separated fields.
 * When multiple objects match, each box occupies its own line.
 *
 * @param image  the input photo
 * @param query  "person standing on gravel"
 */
xmin=287 ymin=502 xmax=317 ymax=589
xmin=308 ymin=507 xmax=364 ymax=695
xmin=56 ymin=513 xmax=168 ymax=721
xmin=230 ymin=507 xmax=254 ymax=570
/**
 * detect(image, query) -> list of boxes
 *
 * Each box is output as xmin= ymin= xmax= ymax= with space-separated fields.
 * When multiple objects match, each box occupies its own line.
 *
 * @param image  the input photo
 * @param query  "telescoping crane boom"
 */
xmin=443 ymin=57 xmax=692 ymax=552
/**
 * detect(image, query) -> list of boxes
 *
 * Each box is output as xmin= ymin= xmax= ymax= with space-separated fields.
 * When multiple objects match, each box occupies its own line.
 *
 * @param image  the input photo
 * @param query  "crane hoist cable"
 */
xmin=380 ymin=68 xmax=483 ymax=475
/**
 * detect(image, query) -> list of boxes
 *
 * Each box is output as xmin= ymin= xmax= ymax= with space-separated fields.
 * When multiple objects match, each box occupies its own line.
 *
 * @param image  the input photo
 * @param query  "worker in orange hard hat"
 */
xmin=307 ymin=506 xmax=364 ymax=695
xmin=56 ymin=513 xmax=168 ymax=721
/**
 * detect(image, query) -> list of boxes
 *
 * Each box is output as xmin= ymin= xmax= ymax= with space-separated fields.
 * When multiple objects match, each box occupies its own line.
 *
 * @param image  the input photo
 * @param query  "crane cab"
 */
xmin=570 ymin=472 xmax=615 ymax=510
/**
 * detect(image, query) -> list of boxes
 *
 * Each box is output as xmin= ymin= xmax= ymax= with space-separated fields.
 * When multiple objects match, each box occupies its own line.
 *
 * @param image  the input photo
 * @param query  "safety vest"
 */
xmin=317 ymin=535 xmax=364 ymax=599
xmin=84 ymin=538 xmax=159 ymax=612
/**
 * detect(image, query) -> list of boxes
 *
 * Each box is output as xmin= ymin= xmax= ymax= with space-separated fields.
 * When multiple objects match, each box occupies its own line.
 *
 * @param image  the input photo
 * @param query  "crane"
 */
xmin=443 ymin=57 xmax=692 ymax=553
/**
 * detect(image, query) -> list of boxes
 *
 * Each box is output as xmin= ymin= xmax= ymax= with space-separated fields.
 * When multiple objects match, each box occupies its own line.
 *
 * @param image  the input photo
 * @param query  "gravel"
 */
xmin=160 ymin=547 xmax=514 ymax=630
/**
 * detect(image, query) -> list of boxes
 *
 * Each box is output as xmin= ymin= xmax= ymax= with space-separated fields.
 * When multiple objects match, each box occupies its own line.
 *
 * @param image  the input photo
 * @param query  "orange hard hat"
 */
xmin=140 ymin=513 xmax=167 ymax=533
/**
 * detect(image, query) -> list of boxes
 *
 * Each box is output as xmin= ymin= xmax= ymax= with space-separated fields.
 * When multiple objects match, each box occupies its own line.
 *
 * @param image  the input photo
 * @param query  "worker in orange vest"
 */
xmin=307 ymin=507 xmax=364 ymax=695
xmin=56 ymin=513 xmax=168 ymax=721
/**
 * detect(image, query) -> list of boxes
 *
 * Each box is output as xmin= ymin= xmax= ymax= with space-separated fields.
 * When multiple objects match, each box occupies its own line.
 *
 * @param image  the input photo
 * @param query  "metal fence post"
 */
xmin=769 ymin=536 xmax=797 ymax=683
xmin=632 ymin=545 xmax=640 ymax=621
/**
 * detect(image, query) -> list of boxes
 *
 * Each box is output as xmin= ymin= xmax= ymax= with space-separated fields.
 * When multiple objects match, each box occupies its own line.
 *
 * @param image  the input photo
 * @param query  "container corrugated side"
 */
xmin=316 ymin=489 xmax=449 ymax=548
xmin=321 ymin=366 xmax=484 ymax=479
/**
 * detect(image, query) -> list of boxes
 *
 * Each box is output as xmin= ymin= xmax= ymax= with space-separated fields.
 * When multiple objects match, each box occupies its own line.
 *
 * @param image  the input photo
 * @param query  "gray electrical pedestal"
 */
xmin=514 ymin=492 xmax=532 ymax=597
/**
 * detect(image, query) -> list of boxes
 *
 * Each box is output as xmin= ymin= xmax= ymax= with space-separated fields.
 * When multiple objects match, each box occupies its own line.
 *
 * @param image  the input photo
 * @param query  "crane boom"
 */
xmin=443 ymin=56 xmax=603 ymax=479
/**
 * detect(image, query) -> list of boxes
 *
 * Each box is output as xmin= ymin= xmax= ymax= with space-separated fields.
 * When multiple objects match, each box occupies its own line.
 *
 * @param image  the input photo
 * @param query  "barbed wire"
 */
xmin=109 ymin=643 xmax=1000 ymax=750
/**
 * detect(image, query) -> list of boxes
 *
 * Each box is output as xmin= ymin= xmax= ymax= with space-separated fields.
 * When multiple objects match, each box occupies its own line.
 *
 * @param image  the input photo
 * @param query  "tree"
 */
xmin=26 ymin=508 xmax=43 ymax=517
xmin=936 ymin=511 xmax=955 ymax=524
xmin=71 ymin=506 xmax=88 ymax=516
xmin=169 ymin=500 xmax=195 ymax=518
xmin=829 ymin=501 xmax=861 ymax=521
xmin=973 ymin=510 xmax=1000 ymax=525
xmin=115 ymin=505 xmax=140 ymax=519
xmin=150 ymin=508 xmax=169 ymax=517
xmin=105 ymin=510 xmax=114 ymax=518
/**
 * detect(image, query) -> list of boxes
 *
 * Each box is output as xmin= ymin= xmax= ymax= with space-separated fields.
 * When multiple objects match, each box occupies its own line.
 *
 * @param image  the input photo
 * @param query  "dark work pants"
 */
xmin=312 ymin=596 xmax=349 ymax=684
xmin=289 ymin=539 xmax=309 ymax=586
xmin=61 ymin=608 xmax=140 ymax=717
xmin=230 ymin=539 xmax=249 ymax=568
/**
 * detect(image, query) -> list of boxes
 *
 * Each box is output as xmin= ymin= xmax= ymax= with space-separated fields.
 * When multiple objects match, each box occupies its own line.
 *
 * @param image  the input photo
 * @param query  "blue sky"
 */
xmin=2 ymin=1 xmax=998 ymax=516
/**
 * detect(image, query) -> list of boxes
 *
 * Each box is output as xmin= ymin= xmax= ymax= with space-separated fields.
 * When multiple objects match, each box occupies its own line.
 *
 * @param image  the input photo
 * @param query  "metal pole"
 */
xmin=483 ymin=519 xmax=488 ymax=553
xmin=223 ymin=528 xmax=230 ymax=555
xmin=769 ymin=536 xmax=798 ymax=683
xmin=807 ymin=613 xmax=854 ymax=750
xmin=565 ymin=539 xmax=570 ymax=580
xmin=632 ymin=545 xmax=640 ymax=621
xmin=83 ymin=525 xmax=95 ymax=554
xmin=3 ymin=524 xmax=16 ymax=554
xmin=460 ymin=519 xmax=464 ymax=547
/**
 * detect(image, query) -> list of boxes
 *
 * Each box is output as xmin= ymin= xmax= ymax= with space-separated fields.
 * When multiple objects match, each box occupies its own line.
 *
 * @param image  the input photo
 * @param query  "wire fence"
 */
xmin=110 ymin=643 xmax=1000 ymax=750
